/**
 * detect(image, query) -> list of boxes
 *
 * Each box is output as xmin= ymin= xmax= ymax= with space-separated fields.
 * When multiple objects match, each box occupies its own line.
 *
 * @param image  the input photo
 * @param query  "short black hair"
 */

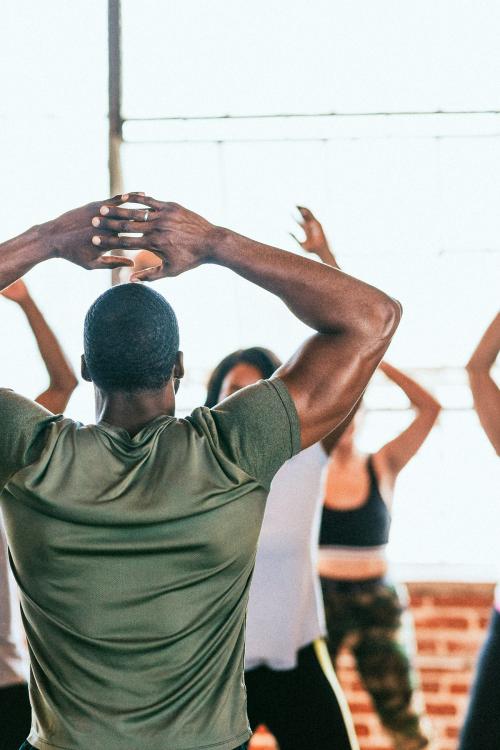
xmin=84 ymin=283 xmax=179 ymax=392
xmin=205 ymin=347 xmax=282 ymax=407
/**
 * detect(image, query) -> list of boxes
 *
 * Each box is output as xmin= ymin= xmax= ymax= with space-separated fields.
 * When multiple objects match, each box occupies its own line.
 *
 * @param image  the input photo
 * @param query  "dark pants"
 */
xmin=321 ymin=577 xmax=429 ymax=750
xmin=245 ymin=640 xmax=356 ymax=750
xmin=459 ymin=608 xmax=500 ymax=750
xmin=0 ymin=683 xmax=31 ymax=750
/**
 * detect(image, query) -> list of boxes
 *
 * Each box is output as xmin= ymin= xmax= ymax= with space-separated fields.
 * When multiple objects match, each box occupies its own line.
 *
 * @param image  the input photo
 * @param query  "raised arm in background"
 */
xmin=374 ymin=361 xmax=441 ymax=478
xmin=293 ymin=206 xmax=440 ymax=468
xmin=93 ymin=194 xmax=402 ymax=448
xmin=1 ymin=280 xmax=77 ymax=412
xmin=466 ymin=313 xmax=500 ymax=455
xmin=291 ymin=205 xmax=339 ymax=267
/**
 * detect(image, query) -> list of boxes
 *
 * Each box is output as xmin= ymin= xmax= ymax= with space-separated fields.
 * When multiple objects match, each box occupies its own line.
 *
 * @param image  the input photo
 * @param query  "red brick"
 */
xmin=416 ymin=616 xmax=469 ymax=629
xmin=446 ymin=639 xmax=479 ymax=654
xmin=446 ymin=725 xmax=460 ymax=738
xmin=422 ymin=681 xmax=440 ymax=692
xmin=416 ymin=639 xmax=437 ymax=653
xmin=349 ymin=701 xmax=373 ymax=714
xmin=426 ymin=703 xmax=457 ymax=716
xmin=450 ymin=682 xmax=469 ymax=694
xmin=428 ymin=595 xmax=493 ymax=608
xmin=354 ymin=723 xmax=370 ymax=737
xmin=409 ymin=595 xmax=425 ymax=607
xmin=420 ymin=666 xmax=454 ymax=674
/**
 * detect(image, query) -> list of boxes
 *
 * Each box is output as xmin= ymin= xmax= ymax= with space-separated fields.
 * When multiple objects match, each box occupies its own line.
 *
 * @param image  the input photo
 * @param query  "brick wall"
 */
xmin=249 ymin=581 xmax=494 ymax=750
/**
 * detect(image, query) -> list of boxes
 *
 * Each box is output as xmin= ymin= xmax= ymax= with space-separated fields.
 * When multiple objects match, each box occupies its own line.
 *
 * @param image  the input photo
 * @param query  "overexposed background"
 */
xmin=0 ymin=0 xmax=498 ymax=568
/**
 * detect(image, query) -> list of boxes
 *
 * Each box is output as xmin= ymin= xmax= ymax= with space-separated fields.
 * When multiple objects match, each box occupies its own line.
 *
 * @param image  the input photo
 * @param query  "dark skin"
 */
xmin=218 ymin=362 xmax=362 ymax=455
xmin=0 ymin=193 xmax=143 ymax=427
xmin=0 ymin=195 xmax=138 ymax=291
xmin=2 ymin=194 xmax=400 ymax=440
xmin=81 ymin=353 xmax=185 ymax=436
xmin=292 ymin=206 xmax=441 ymax=470
xmin=91 ymin=194 xmax=401 ymax=444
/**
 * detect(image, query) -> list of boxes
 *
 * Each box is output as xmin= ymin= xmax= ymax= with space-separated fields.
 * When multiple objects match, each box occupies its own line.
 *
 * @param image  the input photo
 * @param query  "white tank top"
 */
xmin=0 ymin=518 xmax=28 ymax=687
xmin=245 ymin=444 xmax=328 ymax=670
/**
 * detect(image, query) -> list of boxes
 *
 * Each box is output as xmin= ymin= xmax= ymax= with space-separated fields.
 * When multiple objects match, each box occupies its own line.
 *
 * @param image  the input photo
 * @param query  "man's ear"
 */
xmin=173 ymin=351 xmax=185 ymax=381
xmin=81 ymin=355 xmax=92 ymax=383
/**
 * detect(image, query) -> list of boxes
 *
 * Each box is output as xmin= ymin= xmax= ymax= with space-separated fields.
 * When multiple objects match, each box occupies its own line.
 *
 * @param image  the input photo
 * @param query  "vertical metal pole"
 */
xmin=108 ymin=0 xmax=123 ymax=284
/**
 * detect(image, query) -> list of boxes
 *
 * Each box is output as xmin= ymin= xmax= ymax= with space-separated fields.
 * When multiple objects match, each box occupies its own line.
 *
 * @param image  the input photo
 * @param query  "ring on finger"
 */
xmin=144 ymin=210 xmax=149 ymax=222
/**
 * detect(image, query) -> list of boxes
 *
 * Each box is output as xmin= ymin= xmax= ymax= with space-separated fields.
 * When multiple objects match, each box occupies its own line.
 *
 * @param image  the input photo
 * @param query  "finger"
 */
xmin=97 ymin=206 xmax=155 ymax=221
xmin=92 ymin=235 xmax=147 ymax=250
xmin=296 ymin=205 xmax=314 ymax=220
xmin=126 ymin=193 xmax=165 ymax=210
xmin=106 ymin=192 xmax=146 ymax=204
xmin=94 ymin=255 xmax=135 ymax=269
xmin=91 ymin=216 xmax=150 ymax=233
xmin=130 ymin=265 xmax=167 ymax=282
xmin=110 ymin=193 xmax=130 ymax=203
xmin=289 ymin=232 xmax=305 ymax=248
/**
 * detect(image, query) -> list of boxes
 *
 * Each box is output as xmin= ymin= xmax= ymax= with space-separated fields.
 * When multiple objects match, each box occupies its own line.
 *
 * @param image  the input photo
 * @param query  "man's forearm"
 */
xmin=0 ymin=224 xmax=53 ymax=291
xmin=210 ymin=228 xmax=400 ymax=338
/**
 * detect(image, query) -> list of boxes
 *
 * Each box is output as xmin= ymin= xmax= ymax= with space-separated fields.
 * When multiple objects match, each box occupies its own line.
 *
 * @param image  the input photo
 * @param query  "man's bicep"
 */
xmin=209 ymin=379 xmax=301 ymax=487
xmin=274 ymin=333 xmax=383 ymax=449
xmin=0 ymin=389 xmax=57 ymax=489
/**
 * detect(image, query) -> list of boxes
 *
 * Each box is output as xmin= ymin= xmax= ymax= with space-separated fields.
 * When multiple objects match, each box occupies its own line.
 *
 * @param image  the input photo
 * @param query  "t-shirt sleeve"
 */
xmin=197 ymin=378 xmax=302 ymax=489
xmin=0 ymin=389 xmax=61 ymax=490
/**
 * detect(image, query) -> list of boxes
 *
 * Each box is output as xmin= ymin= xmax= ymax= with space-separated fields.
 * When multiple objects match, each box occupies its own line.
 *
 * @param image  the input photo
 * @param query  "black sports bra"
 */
xmin=319 ymin=456 xmax=391 ymax=548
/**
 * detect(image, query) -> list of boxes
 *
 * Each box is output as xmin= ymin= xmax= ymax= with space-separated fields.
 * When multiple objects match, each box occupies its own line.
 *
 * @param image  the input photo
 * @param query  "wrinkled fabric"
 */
xmin=0 ymin=380 xmax=300 ymax=750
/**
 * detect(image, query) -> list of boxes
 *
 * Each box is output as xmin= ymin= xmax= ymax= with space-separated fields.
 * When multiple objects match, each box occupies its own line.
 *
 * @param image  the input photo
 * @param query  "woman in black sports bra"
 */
xmin=294 ymin=208 xmax=441 ymax=750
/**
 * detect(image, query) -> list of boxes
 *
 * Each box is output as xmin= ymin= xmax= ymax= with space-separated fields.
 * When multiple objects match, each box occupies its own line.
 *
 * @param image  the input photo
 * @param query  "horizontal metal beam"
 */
xmin=124 ymin=109 xmax=500 ymax=123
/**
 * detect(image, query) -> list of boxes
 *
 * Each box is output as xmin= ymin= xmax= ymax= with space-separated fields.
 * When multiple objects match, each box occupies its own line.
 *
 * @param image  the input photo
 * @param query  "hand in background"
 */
xmin=291 ymin=206 xmax=339 ymax=267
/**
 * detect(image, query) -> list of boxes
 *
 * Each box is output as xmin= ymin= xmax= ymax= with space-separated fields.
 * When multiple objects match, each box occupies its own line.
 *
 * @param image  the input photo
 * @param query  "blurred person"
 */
xmin=0 ymin=193 xmax=400 ymax=750
xmin=294 ymin=207 xmax=440 ymax=750
xmin=206 ymin=347 xmax=359 ymax=750
xmin=465 ymin=313 xmax=500 ymax=456
xmin=1 ymin=280 xmax=78 ymax=413
xmin=0 ymin=279 xmax=77 ymax=750
xmin=459 ymin=312 xmax=500 ymax=750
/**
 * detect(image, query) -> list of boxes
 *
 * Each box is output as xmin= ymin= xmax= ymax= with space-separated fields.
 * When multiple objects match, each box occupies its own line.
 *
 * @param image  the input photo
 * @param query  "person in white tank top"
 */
xmin=0 ymin=280 xmax=77 ymax=749
xmin=205 ymin=346 xmax=360 ymax=750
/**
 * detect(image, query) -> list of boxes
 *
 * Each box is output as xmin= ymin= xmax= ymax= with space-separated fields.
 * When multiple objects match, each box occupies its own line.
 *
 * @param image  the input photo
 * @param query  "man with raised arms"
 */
xmin=0 ymin=193 xmax=401 ymax=750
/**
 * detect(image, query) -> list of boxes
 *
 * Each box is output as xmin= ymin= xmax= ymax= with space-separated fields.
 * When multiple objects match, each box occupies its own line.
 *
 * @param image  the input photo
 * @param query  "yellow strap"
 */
xmin=313 ymin=638 xmax=361 ymax=750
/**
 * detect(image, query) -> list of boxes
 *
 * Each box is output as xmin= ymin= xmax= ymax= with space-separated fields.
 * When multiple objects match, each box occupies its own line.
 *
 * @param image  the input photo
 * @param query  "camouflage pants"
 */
xmin=321 ymin=577 xmax=430 ymax=750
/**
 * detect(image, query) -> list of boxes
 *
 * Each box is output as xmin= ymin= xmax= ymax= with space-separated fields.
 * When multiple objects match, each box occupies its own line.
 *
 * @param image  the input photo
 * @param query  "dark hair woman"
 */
xmin=207 ymin=346 xmax=359 ymax=750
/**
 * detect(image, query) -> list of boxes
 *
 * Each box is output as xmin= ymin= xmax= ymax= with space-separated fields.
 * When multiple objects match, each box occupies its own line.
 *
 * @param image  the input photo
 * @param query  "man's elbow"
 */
xmin=372 ymin=296 xmax=402 ymax=342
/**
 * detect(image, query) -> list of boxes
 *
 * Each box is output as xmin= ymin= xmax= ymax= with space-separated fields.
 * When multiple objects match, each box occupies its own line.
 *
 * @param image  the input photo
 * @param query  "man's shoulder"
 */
xmin=0 ymin=388 xmax=65 ymax=430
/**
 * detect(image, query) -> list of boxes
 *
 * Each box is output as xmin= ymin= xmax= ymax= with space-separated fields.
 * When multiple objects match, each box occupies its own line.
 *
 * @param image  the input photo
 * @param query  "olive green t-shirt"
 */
xmin=0 ymin=379 xmax=301 ymax=750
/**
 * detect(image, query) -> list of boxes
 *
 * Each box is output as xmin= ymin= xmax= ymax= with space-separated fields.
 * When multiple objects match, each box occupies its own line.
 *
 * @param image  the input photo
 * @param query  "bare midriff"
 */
xmin=318 ymin=548 xmax=388 ymax=581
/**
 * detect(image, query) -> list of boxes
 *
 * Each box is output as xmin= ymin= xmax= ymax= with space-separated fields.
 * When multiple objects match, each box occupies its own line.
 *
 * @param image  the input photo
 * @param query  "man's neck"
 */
xmin=95 ymin=385 xmax=175 ymax=437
